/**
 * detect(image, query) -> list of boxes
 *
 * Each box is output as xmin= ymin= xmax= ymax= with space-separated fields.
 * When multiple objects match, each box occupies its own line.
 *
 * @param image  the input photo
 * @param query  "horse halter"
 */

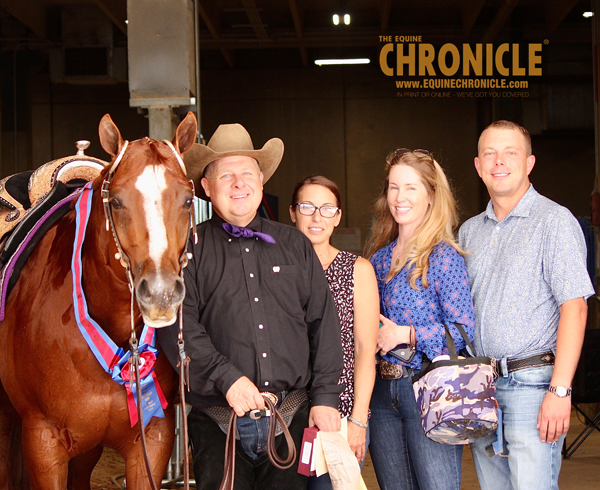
xmin=100 ymin=140 xmax=198 ymax=281
xmin=100 ymin=139 xmax=196 ymax=490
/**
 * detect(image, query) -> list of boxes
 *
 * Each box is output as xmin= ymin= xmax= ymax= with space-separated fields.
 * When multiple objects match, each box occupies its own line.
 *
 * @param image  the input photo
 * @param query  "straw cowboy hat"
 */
xmin=184 ymin=123 xmax=284 ymax=201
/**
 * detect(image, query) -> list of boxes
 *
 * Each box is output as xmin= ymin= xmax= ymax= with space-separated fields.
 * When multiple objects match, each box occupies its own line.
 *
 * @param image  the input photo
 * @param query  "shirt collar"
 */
xmin=484 ymin=184 xmax=538 ymax=223
xmin=210 ymin=213 xmax=262 ymax=237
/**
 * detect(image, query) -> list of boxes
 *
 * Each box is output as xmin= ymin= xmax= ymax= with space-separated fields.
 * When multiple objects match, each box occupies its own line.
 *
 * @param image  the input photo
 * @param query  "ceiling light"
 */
xmin=583 ymin=11 xmax=593 ymax=18
xmin=344 ymin=14 xmax=351 ymax=25
xmin=333 ymin=14 xmax=340 ymax=25
xmin=314 ymin=58 xmax=370 ymax=66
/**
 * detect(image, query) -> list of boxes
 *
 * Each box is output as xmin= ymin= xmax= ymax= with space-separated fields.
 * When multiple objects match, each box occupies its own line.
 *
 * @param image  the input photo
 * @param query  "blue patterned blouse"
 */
xmin=370 ymin=241 xmax=476 ymax=370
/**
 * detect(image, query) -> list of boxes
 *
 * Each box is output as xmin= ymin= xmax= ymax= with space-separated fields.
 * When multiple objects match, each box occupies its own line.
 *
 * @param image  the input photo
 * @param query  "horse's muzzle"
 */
xmin=135 ymin=274 xmax=185 ymax=327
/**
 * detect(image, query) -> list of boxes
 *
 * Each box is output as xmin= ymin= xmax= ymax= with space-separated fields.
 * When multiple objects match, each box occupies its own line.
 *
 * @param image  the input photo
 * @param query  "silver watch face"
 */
xmin=555 ymin=386 xmax=567 ymax=397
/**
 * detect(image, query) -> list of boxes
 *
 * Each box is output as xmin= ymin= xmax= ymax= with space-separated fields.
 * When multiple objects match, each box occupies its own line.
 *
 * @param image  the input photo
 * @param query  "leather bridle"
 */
xmin=101 ymin=140 xmax=196 ymax=490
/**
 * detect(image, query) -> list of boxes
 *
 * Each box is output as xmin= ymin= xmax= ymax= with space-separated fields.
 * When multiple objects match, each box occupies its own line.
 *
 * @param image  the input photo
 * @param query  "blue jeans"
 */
xmin=188 ymin=401 xmax=309 ymax=490
xmin=470 ymin=363 xmax=564 ymax=490
xmin=236 ymin=412 xmax=274 ymax=460
xmin=369 ymin=373 xmax=463 ymax=490
xmin=307 ymin=425 xmax=370 ymax=490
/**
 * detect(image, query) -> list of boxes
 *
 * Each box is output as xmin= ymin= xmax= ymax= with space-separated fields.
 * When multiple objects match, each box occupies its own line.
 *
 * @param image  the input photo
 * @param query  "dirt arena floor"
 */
xmin=91 ymin=406 xmax=600 ymax=489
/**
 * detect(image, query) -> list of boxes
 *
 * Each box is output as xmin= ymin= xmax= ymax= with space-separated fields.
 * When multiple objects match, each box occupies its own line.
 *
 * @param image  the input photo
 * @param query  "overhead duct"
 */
xmin=127 ymin=0 xmax=196 ymax=108
xmin=49 ymin=5 xmax=127 ymax=84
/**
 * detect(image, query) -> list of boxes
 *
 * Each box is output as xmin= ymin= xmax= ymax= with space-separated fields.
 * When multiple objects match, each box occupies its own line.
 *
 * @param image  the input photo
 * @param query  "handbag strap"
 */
xmin=444 ymin=323 xmax=475 ymax=360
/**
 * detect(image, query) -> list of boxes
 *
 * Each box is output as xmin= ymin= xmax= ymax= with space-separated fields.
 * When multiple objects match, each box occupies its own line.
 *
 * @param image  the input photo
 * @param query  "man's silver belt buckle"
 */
xmin=248 ymin=392 xmax=278 ymax=419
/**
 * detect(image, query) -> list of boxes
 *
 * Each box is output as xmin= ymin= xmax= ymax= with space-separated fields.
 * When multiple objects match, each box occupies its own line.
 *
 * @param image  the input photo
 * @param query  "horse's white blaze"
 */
xmin=135 ymin=166 xmax=169 ymax=269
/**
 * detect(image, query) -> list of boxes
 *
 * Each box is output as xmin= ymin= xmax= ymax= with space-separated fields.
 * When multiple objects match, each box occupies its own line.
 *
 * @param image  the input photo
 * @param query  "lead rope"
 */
xmin=177 ymin=295 xmax=191 ymax=490
xmin=175 ymin=176 xmax=195 ymax=490
xmin=167 ymin=137 xmax=196 ymax=490
xmin=128 ymin=273 xmax=160 ymax=490
xmin=218 ymin=396 xmax=297 ymax=490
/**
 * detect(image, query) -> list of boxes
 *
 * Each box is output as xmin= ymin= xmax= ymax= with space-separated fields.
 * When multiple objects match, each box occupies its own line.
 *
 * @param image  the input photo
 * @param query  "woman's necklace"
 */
xmin=392 ymin=245 xmax=403 ymax=267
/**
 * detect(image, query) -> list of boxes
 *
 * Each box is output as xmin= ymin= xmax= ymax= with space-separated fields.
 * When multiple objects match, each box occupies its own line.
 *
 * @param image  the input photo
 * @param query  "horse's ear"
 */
xmin=99 ymin=114 xmax=124 ymax=158
xmin=173 ymin=112 xmax=197 ymax=155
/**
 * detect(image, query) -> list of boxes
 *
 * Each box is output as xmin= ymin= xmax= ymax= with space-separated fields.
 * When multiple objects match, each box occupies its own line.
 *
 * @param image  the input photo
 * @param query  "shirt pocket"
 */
xmin=268 ymin=264 xmax=310 ymax=311
xmin=270 ymin=264 xmax=298 ymax=275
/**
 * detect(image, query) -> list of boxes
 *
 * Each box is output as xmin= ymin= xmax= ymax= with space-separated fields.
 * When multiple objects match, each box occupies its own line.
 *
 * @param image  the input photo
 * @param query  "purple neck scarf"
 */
xmin=222 ymin=222 xmax=276 ymax=244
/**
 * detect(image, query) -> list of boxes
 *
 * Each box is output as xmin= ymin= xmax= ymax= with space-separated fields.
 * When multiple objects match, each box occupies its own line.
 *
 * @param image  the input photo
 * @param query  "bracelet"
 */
xmin=348 ymin=415 xmax=368 ymax=428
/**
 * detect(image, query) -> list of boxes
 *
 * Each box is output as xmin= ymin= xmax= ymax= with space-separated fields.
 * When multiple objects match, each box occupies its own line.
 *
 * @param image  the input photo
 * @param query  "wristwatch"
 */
xmin=548 ymin=385 xmax=572 ymax=398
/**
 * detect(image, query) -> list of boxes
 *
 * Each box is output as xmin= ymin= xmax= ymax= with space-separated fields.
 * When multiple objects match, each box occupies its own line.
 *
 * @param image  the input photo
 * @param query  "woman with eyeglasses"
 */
xmin=364 ymin=150 xmax=476 ymax=490
xmin=290 ymin=176 xmax=379 ymax=490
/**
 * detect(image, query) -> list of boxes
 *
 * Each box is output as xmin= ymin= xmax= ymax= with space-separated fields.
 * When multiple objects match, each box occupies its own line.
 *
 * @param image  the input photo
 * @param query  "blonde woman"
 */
xmin=365 ymin=149 xmax=476 ymax=490
xmin=290 ymin=176 xmax=379 ymax=490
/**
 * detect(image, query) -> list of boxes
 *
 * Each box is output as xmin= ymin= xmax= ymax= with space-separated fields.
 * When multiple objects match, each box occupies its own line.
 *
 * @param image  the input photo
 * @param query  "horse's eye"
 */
xmin=110 ymin=198 xmax=123 ymax=210
xmin=184 ymin=197 xmax=193 ymax=209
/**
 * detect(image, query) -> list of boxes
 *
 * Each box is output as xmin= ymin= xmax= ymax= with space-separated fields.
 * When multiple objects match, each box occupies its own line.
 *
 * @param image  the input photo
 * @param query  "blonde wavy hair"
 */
xmin=364 ymin=149 xmax=463 ymax=289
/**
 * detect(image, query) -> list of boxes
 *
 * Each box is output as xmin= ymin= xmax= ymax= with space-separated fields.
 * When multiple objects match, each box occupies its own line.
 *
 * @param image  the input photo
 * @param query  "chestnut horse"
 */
xmin=0 ymin=112 xmax=198 ymax=489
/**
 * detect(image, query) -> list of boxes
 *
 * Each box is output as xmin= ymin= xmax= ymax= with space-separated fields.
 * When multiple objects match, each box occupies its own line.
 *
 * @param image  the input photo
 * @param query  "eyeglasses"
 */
xmin=295 ymin=202 xmax=339 ymax=218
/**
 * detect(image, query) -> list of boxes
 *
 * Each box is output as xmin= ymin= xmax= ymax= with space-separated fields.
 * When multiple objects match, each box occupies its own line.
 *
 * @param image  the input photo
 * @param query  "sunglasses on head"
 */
xmin=394 ymin=148 xmax=432 ymax=158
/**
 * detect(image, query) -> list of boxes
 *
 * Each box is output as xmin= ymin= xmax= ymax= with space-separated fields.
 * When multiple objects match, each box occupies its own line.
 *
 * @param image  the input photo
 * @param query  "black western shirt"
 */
xmin=157 ymin=213 xmax=344 ymax=409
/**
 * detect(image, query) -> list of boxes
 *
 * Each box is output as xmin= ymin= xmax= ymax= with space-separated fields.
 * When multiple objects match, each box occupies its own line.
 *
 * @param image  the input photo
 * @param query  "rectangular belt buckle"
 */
xmin=248 ymin=391 xmax=279 ymax=419
xmin=249 ymin=408 xmax=272 ymax=419
xmin=379 ymin=362 xmax=409 ymax=379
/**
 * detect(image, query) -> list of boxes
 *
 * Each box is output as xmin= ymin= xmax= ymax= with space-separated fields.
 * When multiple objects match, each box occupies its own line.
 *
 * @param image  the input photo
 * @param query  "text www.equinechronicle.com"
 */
xmin=396 ymin=79 xmax=529 ymax=89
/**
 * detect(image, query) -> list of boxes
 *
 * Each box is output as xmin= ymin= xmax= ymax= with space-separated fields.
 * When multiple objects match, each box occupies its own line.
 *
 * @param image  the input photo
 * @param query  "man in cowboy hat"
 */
xmin=158 ymin=123 xmax=343 ymax=490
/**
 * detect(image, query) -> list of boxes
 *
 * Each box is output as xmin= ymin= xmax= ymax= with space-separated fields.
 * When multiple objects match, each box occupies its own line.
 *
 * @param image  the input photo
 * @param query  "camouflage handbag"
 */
xmin=412 ymin=323 xmax=498 ymax=445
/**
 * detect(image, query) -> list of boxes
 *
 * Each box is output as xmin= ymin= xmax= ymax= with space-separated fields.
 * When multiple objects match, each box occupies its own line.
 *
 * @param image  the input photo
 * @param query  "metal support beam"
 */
xmin=592 ymin=0 xmax=600 ymax=288
xmin=148 ymin=107 xmax=176 ymax=141
xmin=461 ymin=0 xmax=486 ymax=37
xmin=196 ymin=0 xmax=235 ymax=68
xmin=379 ymin=0 xmax=392 ymax=35
xmin=95 ymin=0 xmax=127 ymax=34
xmin=193 ymin=0 xmax=203 ymax=141
xmin=242 ymin=0 xmax=268 ymax=40
xmin=593 ymin=0 xmax=600 ymax=196
xmin=0 ymin=0 xmax=47 ymax=38
xmin=195 ymin=23 xmax=589 ymax=51
xmin=288 ymin=0 xmax=308 ymax=67
xmin=481 ymin=0 xmax=521 ymax=44
xmin=544 ymin=0 xmax=579 ymax=35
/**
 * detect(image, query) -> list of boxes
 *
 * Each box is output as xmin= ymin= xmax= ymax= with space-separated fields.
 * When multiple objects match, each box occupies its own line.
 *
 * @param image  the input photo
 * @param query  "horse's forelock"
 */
xmin=146 ymin=138 xmax=172 ymax=165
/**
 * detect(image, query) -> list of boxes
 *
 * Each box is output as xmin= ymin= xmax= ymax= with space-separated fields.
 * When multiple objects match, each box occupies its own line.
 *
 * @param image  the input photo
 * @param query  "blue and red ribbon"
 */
xmin=71 ymin=183 xmax=167 ymax=427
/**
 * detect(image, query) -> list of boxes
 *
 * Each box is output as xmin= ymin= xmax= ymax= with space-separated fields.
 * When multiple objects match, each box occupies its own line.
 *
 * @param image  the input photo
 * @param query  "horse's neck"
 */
xmin=80 ymin=207 xmax=141 ymax=346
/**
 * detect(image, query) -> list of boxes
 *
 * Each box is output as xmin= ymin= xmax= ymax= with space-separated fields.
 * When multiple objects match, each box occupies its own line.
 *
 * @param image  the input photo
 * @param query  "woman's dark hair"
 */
xmin=290 ymin=175 xmax=342 ymax=208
